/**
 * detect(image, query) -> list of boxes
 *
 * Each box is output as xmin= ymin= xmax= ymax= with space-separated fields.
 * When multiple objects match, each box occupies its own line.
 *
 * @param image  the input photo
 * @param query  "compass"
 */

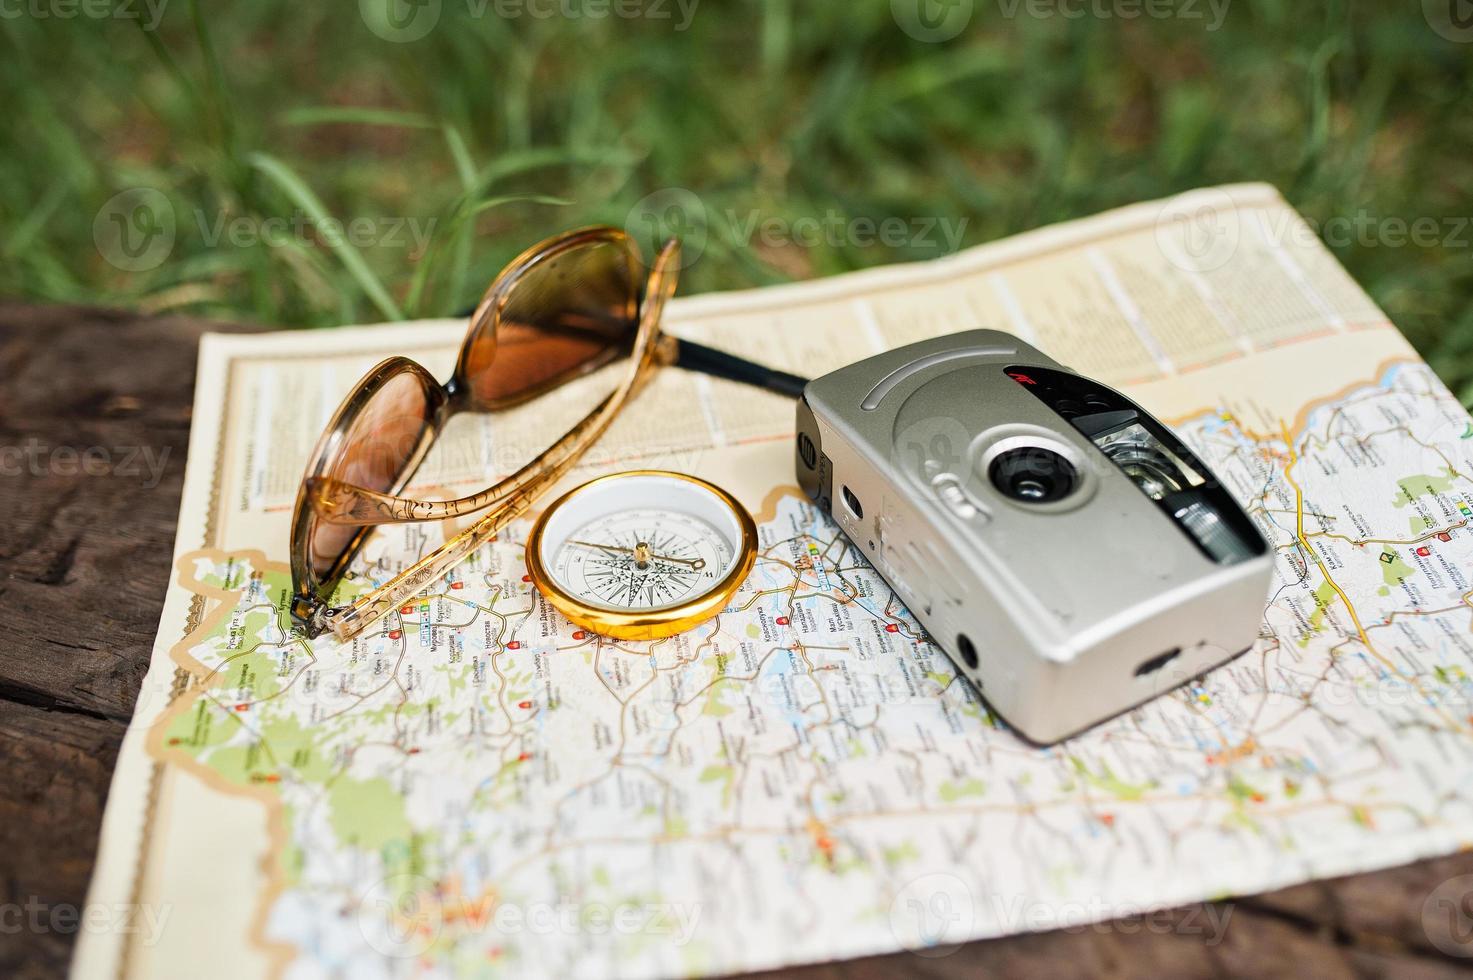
xmin=525 ymin=470 xmax=758 ymax=640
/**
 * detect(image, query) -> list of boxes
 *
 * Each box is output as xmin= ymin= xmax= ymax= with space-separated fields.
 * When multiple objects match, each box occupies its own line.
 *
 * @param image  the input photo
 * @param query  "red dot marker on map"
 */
xmin=451 ymin=581 xmax=464 ymax=590
xmin=776 ymin=616 xmax=789 ymax=626
xmin=507 ymin=641 xmax=521 ymax=650
xmin=885 ymin=623 xmax=899 ymax=633
xmin=389 ymin=630 xmax=402 ymax=640
xmin=572 ymin=630 xmax=586 ymax=640
xmin=519 ymin=700 xmax=531 ymax=709
xmin=400 ymin=606 xmax=414 ymax=615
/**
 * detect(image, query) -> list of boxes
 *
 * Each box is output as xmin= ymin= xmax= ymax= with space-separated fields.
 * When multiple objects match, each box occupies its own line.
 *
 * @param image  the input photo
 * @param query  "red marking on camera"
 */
xmin=1007 ymin=372 xmax=1037 ymax=385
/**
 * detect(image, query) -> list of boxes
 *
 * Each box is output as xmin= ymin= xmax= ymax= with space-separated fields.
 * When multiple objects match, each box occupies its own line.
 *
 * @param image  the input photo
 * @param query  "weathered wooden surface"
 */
xmin=1 ymin=303 xmax=1470 ymax=979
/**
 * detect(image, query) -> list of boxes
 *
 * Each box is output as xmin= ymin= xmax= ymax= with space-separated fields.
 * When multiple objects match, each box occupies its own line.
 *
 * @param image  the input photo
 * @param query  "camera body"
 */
xmin=795 ymin=330 xmax=1272 ymax=743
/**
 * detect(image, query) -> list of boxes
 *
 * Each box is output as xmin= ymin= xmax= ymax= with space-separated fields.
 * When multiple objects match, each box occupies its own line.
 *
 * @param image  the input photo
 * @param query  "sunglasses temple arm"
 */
xmin=307 ymin=391 xmax=621 ymax=527
xmin=671 ymin=339 xmax=809 ymax=398
xmin=319 ymin=482 xmax=540 ymax=643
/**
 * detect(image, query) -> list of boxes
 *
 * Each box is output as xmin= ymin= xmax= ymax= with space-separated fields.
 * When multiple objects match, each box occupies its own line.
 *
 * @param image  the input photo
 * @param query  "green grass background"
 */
xmin=2 ymin=1 xmax=1471 ymax=396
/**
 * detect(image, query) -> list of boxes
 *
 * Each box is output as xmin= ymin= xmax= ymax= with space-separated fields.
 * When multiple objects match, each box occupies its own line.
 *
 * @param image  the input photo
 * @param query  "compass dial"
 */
xmin=525 ymin=471 xmax=758 ymax=639
xmin=551 ymin=509 xmax=730 ymax=612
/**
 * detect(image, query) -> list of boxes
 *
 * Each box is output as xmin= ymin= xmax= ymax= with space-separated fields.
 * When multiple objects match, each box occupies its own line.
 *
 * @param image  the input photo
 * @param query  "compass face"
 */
xmin=549 ymin=508 xmax=732 ymax=612
xmin=527 ymin=470 xmax=757 ymax=639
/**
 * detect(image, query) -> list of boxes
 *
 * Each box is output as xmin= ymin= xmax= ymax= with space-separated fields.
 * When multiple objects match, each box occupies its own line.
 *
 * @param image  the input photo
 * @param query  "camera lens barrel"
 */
xmin=987 ymin=447 xmax=1079 ymax=504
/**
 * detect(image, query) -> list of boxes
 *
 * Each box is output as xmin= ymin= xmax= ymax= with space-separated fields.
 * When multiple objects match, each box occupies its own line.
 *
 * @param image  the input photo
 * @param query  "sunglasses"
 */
xmin=289 ymin=226 xmax=804 ymax=643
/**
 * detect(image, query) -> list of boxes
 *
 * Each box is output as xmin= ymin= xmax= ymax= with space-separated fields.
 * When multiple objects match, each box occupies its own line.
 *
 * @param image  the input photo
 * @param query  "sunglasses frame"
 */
xmin=289 ymin=226 xmax=679 ymax=642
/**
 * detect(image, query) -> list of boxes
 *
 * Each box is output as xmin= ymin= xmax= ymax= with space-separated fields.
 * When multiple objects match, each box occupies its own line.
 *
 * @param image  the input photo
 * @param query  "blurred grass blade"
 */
xmin=3 ymin=180 xmax=67 ymax=258
xmin=248 ymin=152 xmax=405 ymax=321
xmin=404 ymin=193 xmax=571 ymax=316
xmin=442 ymin=125 xmax=478 ymax=319
xmin=187 ymin=0 xmax=238 ymax=165
xmin=281 ymin=107 xmax=437 ymax=129
xmin=443 ymin=126 xmax=478 ymax=187
xmin=472 ymin=146 xmax=644 ymax=194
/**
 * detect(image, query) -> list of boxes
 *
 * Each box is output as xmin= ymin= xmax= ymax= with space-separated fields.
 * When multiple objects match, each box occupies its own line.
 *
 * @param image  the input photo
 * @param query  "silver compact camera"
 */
xmin=795 ymin=329 xmax=1272 ymax=744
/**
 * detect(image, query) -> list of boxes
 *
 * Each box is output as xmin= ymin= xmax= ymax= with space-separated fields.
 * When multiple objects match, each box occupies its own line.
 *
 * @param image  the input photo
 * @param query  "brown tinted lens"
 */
xmin=461 ymin=237 xmax=639 ymax=406
xmin=307 ymin=370 xmax=435 ymax=579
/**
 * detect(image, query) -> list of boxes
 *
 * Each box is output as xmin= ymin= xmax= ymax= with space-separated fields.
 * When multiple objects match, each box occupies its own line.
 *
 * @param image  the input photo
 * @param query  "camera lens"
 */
xmin=1101 ymin=440 xmax=1189 ymax=500
xmin=988 ymin=447 xmax=1078 ymax=504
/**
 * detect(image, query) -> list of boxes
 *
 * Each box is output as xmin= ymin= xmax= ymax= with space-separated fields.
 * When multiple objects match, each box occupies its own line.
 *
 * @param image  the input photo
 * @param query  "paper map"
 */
xmin=76 ymin=185 xmax=1473 ymax=978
